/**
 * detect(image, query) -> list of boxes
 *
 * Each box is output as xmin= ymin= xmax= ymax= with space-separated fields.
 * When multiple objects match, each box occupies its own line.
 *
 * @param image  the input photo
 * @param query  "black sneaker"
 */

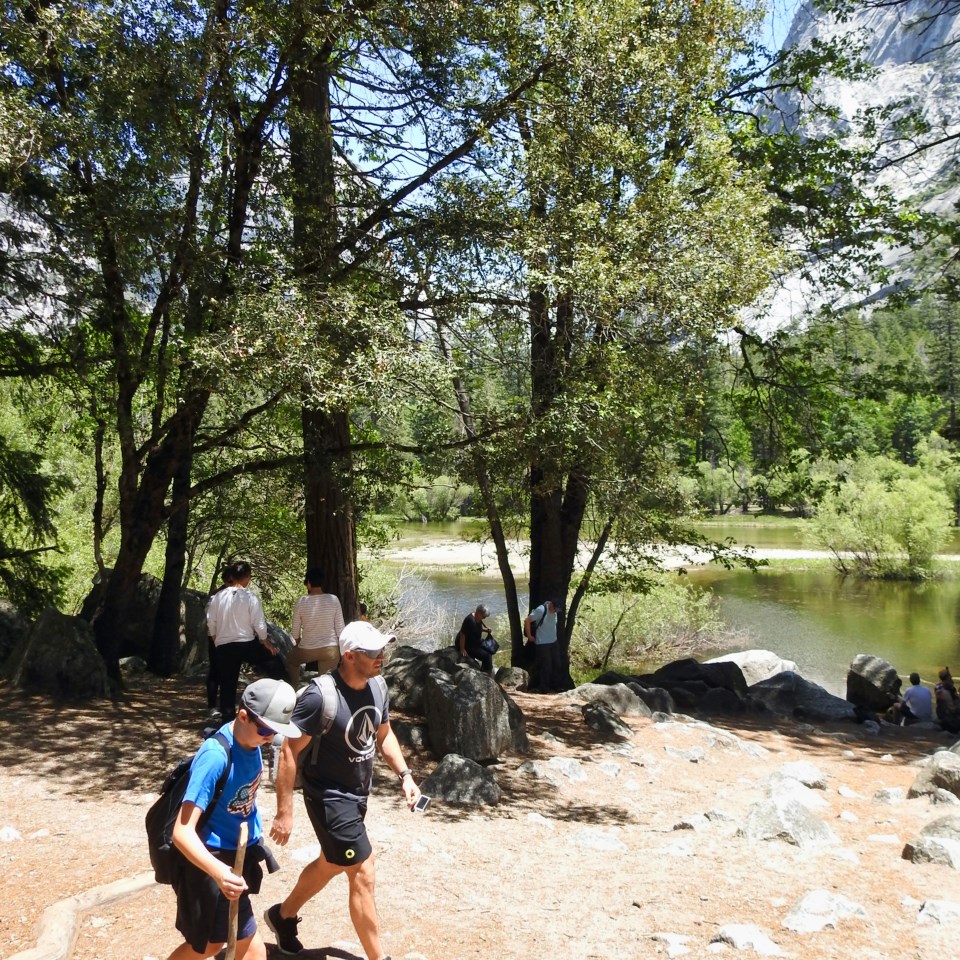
xmin=263 ymin=903 xmax=303 ymax=955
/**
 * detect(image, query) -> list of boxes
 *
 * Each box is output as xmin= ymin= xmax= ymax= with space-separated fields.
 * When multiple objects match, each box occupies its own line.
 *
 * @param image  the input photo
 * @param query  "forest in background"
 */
xmin=1 ymin=0 xmax=959 ymax=683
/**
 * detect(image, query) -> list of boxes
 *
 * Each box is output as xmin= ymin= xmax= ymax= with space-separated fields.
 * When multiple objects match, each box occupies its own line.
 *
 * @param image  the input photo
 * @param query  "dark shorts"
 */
xmin=210 ymin=891 xmax=257 ymax=946
xmin=304 ymin=792 xmax=371 ymax=866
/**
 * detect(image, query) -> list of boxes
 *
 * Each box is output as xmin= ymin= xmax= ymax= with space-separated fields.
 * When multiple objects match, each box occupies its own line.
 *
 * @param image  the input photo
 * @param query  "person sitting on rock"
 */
xmin=889 ymin=672 xmax=933 ymax=725
xmin=457 ymin=603 xmax=494 ymax=673
xmin=935 ymin=667 xmax=960 ymax=734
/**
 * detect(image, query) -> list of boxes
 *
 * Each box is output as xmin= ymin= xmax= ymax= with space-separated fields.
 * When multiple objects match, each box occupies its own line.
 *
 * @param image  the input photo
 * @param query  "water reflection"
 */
xmin=380 ymin=520 xmax=960 ymax=695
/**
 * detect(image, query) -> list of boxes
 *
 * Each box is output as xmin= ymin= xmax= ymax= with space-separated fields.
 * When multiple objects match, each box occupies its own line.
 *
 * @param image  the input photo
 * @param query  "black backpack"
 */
xmin=145 ymin=731 xmax=232 ymax=884
xmin=529 ymin=607 xmax=547 ymax=638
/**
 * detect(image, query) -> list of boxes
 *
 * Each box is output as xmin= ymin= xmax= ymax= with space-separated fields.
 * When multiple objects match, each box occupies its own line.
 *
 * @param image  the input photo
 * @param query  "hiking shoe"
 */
xmin=264 ymin=903 xmax=303 ymax=955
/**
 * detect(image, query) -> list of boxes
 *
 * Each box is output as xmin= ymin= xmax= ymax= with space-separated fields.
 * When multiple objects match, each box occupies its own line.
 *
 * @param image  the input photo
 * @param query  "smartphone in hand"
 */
xmin=412 ymin=795 xmax=431 ymax=813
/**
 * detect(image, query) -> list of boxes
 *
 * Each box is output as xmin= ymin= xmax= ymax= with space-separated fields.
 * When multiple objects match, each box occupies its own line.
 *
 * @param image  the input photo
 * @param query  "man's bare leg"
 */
xmin=347 ymin=854 xmax=382 ymax=960
xmin=278 ymin=852 xmax=341 ymax=919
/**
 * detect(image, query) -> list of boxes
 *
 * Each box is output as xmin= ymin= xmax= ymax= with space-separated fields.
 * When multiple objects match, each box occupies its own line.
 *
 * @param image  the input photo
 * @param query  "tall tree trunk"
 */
xmin=149 ymin=448 xmax=194 ymax=676
xmin=290 ymin=29 xmax=359 ymax=616
xmin=303 ymin=407 xmax=358 ymax=616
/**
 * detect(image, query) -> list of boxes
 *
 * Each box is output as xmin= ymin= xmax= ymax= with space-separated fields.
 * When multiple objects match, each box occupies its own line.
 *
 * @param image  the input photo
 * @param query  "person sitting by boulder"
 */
xmin=889 ymin=672 xmax=934 ymax=725
xmin=456 ymin=603 xmax=495 ymax=673
xmin=935 ymin=667 xmax=960 ymax=734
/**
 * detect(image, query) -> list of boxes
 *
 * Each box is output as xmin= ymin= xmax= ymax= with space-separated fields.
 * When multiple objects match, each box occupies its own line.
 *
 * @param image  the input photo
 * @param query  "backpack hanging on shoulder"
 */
xmin=145 ymin=731 xmax=232 ymax=885
xmin=528 ymin=607 xmax=547 ymax=639
xmin=295 ymin=672 xmax=388 ymax=787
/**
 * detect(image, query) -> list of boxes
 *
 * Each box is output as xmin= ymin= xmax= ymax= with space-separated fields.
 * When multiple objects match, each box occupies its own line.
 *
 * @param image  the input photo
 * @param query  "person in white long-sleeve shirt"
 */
xmin=206 ymin=561 xmax=280 ymax=720
xmin=286 ymin=567 xmax=344 ymax=687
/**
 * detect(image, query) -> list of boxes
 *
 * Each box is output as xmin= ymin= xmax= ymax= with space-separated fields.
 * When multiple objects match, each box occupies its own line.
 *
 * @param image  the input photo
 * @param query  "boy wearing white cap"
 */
xmin=164 ymin=679 xmax=301 ymax=960
xmin=265 ymin=621 xmax=420 ymax=959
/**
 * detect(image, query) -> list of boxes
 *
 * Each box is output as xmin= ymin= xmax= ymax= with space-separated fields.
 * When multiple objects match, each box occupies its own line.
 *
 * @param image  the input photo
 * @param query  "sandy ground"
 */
xmin=3 ymin=672 xmax=960 ymax=960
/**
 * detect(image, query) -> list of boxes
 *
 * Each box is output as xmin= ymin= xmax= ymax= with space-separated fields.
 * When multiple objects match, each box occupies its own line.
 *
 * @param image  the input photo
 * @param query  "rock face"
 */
xmin=423 ymin=667 xmax=527 ymax=761
xmin=381 ymin=647 xmax=461 ymax=714
xmin=763 ymin=0 xmax=960 ymax=326
xmin=738 ymin=796 xmax=838 ymax=849
xmin=7 ymin=607 xmax=110 ymax=698
xmin=749 ymin=671 xmax=857 ymax=722
xmin=568 ymin=682 xmax=652 ymax=717
xmin=846 ymin=654 xmax=901 ymax=712
xmin=581 ymin=702 xmax=633 ymax=739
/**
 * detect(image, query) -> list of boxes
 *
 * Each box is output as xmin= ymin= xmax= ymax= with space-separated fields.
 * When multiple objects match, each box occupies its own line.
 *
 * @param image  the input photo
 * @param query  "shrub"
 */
xmin=808 ymin=455 xmax=952 ymax=579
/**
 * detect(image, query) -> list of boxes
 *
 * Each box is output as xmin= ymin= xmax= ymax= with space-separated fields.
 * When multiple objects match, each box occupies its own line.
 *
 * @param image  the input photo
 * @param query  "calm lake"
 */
xmin=380 ymin=521 xmax=960 ymax=696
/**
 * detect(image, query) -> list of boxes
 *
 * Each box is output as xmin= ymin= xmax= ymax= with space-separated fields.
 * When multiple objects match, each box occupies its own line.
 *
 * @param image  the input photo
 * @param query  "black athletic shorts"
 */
xmin=303 ymin=791 xmax=371 ymax=866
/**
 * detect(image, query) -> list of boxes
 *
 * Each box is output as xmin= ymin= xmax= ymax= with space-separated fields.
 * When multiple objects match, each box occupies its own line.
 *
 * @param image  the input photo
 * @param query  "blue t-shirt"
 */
xmin=184 ymin=723 xmax=263 ymax=850
xmin=530 ymin=604 xmax=557 ymax=645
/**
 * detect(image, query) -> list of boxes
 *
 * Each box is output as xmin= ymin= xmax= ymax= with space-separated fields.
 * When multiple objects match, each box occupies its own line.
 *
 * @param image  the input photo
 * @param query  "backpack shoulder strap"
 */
xmin=305 ymin=672 xmax=340 ymax=769
xmin=196 ymin=732 xmax=231 ymax=832
xmin=372 ymin=674 xmax=388 ymax=710
xmin=316 ymin=672 xmax=339 ymax=737
xmin=537 ymin=608 xmax=547 ymax=628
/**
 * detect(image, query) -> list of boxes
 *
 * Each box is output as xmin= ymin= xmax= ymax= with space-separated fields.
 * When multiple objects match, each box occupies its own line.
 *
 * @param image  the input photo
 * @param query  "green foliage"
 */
xmin=391 ymin=476 xmax=474 ymax=523
xmin=569 ymin=576 xmax=726 ymax=675
xmin=808 ymin=455 xmax=952 ymax=579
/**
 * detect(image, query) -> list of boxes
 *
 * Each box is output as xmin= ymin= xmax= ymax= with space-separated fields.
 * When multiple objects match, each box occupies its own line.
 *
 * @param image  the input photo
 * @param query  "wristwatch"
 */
xmin=397 ymin=768 xmax=413 ymax=784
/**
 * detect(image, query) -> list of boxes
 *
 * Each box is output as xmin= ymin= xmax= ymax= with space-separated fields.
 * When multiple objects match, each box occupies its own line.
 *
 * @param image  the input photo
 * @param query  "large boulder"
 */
xmin=581 ymin=702 xmax=633 ymax=738
xmin=7 ymin=607 xmax=111 ymax=699
xmin=568 ymin=682 xmax=652 ymax=717
xmin=382 ymin=647 xmax=460 ymax=714
xmin=423 ymin=667 xmax=526 ymax=761
xmin=650 ymin=658 xmax=749 ymax=698
xmin=748 ymin=672 xmax=857 ymax=722
xmin=420 ymin=753 xmax=501 ymax=806
xmin=627 ymin=683 xmax=676 ymax=715
xmin=705 ymin=649 xmax=798 ymax=687
xmin=846 ymin=654 xmax=901 ymax=712
xmin=79 ymin=571 xmax=163 ymax=659
xmin=738 ymin=796 xmax=838 ymax=849
xmin=0 ymin=600 xmax=30 ymax=668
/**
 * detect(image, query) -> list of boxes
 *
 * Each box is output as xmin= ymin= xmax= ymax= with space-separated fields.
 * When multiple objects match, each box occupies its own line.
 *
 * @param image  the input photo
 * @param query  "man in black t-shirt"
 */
xmin=457 ymin=603 xmax=493 ymax=673
xmin=264 ymin=621 xmax=420 ymax=959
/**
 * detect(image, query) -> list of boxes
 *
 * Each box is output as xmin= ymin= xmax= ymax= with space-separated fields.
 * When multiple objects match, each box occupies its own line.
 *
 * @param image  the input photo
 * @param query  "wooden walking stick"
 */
xmin=225 ymin=820 xmax=249 ymax=960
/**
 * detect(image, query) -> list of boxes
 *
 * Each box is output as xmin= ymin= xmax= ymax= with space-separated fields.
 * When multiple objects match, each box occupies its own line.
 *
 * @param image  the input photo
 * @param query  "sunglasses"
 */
xmin=249 ymin=713 xmax=275 ymax=737
xmin=355 ymin=647 xmax=385 ymax=659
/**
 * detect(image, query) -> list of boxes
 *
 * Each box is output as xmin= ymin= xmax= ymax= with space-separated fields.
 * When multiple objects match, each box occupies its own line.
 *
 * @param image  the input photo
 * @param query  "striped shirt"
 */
xmin=291 ymin=593 xmax=345 ymax=651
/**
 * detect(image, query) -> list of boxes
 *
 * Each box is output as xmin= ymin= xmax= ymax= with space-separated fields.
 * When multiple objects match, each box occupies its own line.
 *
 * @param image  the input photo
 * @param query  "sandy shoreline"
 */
xmin=376 ymin=538 xmax=957 ymax=574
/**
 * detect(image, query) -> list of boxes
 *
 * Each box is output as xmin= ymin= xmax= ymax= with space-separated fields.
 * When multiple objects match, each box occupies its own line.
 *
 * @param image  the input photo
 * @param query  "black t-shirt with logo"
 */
xmin=292 ymin=670 xmax=389 ymax=799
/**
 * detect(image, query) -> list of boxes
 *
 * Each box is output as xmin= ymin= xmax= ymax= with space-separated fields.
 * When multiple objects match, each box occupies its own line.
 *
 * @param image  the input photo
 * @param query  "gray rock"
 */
xmin=423 ymin=667 xmax=526 ymax=761
xmin=516 ymin=760 xmax=559 ymax=783
xmin=627 ymin=683 xmax=675 ymax=714
xmin=908 ymin=751 xmax=960 ymax=801
xmin=874 ymin=786 xmax=905 ymax=803
xmin=582 ymin=702 xmax=633 ymax=739
xmin=7 ymin=608 xmax=111 ymax=699
xmin=389 ymin=718 xmax=430 ymax=753
xmin=697 ymin=686 xmax=746 ymax=716
xmin=119 ymin=656 xmax=148 ymax=676
xmin=496 ymin=666 xmax=529 ymax=691
xmin=650 ymin=657 xmax=749 ymax=698
xmin=775 ymin=761 xmax=827 ymax=789
xmin=748 ymin=672 xmax=857 ymax=722
xmin=0 ymin=600 xmax=30 ymax=667
xmin=933 ymin=789 xmax=960 ymax=806
xmin=738 ymin=797 xmax=838 ymax=848
xmin=546 ymin=756 xmax=587 ymax=782
xmin=902 ymin=815 xmax=960 ymax=869
xmin=569 ymin=682 xmax=652 ymax=717
xmin=705 ymin=649 xmax=798 ymax=686
xmin=767 ymin=778 xmax=830 ymax=811
xmin=782 ymin=890 xmax=868 ymax=932
xmin=382 ymin=648 xmax=460 ymax=714
xmin=420 ymin=754 xmax=501 ymax=806
xmin=846 ymin=653 xmax=901 ymax=712
xmin=918 ymin=899 xmax=960 ymax=924
xmin=665 ymin=746 xmax=706 ymax=763
xmin=711 ymin=924 xmax=784 ymax=956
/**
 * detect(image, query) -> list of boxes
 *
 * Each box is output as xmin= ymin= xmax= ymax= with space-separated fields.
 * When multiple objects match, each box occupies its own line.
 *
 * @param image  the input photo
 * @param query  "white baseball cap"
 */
xmin=339 ymin=620 xmax=397 ymax=655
